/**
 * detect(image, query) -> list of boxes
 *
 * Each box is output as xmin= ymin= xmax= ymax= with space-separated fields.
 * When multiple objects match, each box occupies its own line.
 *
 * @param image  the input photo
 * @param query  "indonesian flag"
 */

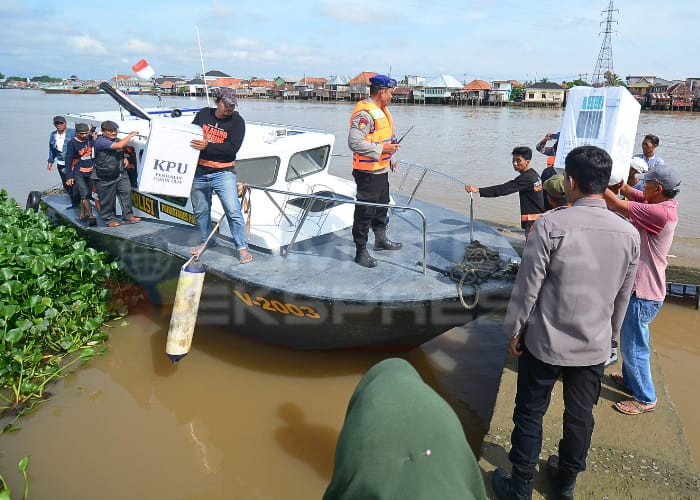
xmin=132 ymin=59 xmax=155 ymax=80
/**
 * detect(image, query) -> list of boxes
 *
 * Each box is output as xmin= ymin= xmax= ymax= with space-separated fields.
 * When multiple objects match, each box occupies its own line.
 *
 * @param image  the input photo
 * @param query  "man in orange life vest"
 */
xmin=348 ymin=74 xmax=402 ymax=268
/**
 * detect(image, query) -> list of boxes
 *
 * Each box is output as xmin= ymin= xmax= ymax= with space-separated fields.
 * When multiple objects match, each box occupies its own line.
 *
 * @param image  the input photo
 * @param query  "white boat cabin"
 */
xmin=66 ymin=108 xmax=360 ymax=254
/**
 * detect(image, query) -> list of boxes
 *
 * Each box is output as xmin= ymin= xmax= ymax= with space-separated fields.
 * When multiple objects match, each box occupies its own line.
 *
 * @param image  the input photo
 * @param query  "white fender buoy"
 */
xmin=166 ymin=258 xmax=206 ymax=363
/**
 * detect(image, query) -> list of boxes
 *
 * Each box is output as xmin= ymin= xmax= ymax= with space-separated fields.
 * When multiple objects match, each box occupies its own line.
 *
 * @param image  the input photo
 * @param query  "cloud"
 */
xmin=123 ymin=39 xmax=159 ymax=55
xmin=68 ymin=35 xmax=107 ymax=55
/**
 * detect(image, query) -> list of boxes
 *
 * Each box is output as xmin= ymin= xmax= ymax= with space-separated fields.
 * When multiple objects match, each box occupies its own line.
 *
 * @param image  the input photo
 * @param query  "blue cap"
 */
xmin=369 ymin=74 xmax=397 ymax=88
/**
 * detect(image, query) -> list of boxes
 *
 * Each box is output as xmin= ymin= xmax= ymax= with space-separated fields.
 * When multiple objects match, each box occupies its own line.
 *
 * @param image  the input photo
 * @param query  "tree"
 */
xmin=604 ymin=71 xmax=625 ymax=87
xmin=0 ymin=72 xmax=4 ymax=80
xmin=563 ymin=78 xmax=590 ymax=88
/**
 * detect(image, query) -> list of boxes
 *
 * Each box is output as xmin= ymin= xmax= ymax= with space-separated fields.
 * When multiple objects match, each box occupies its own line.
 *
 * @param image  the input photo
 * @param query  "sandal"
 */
xmin=614 ymin=399 xmax=656 ymax=415
xmin=609 ymin=373 xmax=632 ymax=395
xmin=106 ymin=221 xmax=120 ymax=227
xmin=239 ymin=249 xmax=253 ymax=264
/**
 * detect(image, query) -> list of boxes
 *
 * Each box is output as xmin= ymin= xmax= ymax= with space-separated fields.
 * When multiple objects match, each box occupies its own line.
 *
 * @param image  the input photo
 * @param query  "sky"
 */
xmin=0 ymin=0 xmax=697 ymax=84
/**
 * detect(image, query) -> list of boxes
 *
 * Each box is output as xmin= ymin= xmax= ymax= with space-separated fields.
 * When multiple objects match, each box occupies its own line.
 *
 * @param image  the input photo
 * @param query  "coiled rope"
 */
xmin=449 ymin=240 xmax=519 ymax=310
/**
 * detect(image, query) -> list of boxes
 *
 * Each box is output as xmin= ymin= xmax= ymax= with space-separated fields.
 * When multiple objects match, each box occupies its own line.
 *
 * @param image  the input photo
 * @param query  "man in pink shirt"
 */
xmin=604 ymin=165 xmax=681 ymax=415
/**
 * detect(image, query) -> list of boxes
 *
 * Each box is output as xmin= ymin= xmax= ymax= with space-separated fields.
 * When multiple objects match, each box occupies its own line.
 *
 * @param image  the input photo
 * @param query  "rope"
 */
xmin=448 ymin=240 xmax=519 ymax=310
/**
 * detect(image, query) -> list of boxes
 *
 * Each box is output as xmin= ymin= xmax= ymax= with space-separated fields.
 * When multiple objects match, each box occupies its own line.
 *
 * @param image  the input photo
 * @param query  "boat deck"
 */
xmin=42 ymin=192 xmax=518 ymax=305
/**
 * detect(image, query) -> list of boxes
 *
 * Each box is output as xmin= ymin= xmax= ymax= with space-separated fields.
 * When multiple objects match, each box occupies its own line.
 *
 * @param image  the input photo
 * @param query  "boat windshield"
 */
xmin=286 ymin=146 xmax=330 ymax=182
xmin=237 ymin=156 xmax=281 ymax=186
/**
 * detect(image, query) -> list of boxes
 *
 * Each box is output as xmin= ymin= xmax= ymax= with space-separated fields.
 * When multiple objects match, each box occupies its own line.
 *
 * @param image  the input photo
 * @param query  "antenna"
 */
xmin=592 ymin=0 xmax=619 ymax=86
xmin=196 ymin=26 xmax=211 ymax=107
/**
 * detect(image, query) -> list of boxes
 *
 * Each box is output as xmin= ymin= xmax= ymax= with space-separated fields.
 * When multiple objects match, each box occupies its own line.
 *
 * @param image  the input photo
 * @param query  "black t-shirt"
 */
xmin=478 ymin=168 xmax=545 ymax=227
xmin=192 ymin=107 xmax=246 ymax=175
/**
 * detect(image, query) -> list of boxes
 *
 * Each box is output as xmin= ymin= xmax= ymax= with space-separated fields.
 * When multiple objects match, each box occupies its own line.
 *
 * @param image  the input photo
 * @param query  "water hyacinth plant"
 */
xmin=0 ymin=190 xmax=137 ymax=426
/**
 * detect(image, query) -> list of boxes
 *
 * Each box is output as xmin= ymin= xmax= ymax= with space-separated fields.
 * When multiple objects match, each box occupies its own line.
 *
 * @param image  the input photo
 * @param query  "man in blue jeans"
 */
xmin=604 ymin=164 xmax=681 ymax=415
xmin=189 ymin=87 xmax=251 ymax=264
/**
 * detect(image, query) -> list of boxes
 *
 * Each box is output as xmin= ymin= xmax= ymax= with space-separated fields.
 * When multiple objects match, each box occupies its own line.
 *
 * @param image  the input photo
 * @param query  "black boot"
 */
xmin=354 ymin=245 xmax=377 ymax=268
xmin=492 ymin=467 xmax=533 ymax=500
xmin=547 ymin=455 xmax=576 ymax=500
xmin=373 ymin=235 xmax=402 ymax=251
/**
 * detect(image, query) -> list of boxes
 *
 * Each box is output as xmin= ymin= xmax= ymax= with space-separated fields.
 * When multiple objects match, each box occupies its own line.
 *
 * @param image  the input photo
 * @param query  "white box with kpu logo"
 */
xmin=138 ymin=119 xmax=203 ymax=197
xmin=555 ymin=86 xmax=640 ymax=184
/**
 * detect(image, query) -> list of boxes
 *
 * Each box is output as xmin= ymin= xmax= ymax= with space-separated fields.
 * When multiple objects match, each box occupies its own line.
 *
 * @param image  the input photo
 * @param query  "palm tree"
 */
xmin=604 ymin=71 xmax=625 ymax=87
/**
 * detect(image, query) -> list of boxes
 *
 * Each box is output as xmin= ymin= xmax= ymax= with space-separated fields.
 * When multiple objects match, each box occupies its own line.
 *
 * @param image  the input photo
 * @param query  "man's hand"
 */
xmin=191 ymin=137 xmax=207 ymax=151
xmin=381 ymin=142 xmax=400 ymax=155
xmin=508 ymin=336 xmax=524 ymax=357
xmin=47 ymin=162 xmax=53 ymax=171
xmin=66 ymin=178 xmax=74 ymax=186
xmin=608 ymin=180 xmax=624 ymax=194
xmin=465 ymin=184 xmax=479 ymax=193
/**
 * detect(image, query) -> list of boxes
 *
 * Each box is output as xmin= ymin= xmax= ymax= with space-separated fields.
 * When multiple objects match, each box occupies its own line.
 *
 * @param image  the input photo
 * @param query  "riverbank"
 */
xmin=479 ymin=345 xmax=700 ymax=498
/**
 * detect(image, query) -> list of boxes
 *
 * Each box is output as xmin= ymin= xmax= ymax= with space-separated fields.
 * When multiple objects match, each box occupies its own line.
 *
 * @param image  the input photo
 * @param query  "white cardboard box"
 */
xmin=555 ymin=86 xmax=640 ymax=183
xmin=138 ymin=119 xmax=203 ymax=197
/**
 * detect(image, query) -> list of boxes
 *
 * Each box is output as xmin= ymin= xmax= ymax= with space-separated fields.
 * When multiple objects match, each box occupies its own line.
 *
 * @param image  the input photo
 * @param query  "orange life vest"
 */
xmin=350 ymin=99 xmax=395 ymax=171
xmin=546 ymin=155 xmax=555 ymax=167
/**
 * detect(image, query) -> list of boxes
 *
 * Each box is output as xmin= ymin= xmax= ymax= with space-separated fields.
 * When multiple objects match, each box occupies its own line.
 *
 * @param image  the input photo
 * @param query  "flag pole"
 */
xmin=196 ymin=26 xmax=210 ymax=107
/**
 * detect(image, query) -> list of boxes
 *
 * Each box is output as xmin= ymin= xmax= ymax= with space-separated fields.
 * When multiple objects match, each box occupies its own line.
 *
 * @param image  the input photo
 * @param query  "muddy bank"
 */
xmin=479 ymin=348 xmax=700 ymax=498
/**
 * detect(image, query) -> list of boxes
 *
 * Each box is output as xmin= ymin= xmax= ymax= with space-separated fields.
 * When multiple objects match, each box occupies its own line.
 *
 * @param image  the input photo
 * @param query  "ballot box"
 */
xmin=554 ymin=86 xmax=640 ymax=183
xmin=138 ymin=119 xmax=203 ymax=197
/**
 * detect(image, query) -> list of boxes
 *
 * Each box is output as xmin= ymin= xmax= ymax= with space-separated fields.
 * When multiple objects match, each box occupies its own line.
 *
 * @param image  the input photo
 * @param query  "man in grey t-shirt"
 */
xmin=492 ymin=146 xmax=640 ymax=500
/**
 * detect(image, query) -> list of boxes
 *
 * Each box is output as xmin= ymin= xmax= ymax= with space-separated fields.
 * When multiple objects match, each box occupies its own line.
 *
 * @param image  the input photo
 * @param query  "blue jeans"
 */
xmin=190 ymin=170 xmax=248 ymax=251
xmin=620 ymin=295 xmax=662 ymax=405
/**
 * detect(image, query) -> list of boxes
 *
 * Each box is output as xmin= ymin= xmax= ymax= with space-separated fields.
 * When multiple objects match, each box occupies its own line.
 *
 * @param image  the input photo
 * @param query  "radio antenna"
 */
xmin=196 ymin=26 xmax=211 ymax=107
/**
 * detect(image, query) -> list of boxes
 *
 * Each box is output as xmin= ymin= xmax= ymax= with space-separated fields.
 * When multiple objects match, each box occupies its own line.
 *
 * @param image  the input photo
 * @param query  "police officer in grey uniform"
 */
xmin=348 ymin=74 xmax=402 ymax=268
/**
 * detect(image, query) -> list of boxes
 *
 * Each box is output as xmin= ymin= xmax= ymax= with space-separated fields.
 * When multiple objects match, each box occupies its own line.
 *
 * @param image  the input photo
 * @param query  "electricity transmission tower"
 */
xmin=592 ymin=0 xmax=618 ymax=86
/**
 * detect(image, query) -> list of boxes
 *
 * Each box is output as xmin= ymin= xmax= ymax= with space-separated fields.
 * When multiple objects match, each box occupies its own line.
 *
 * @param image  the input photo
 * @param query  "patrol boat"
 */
xmin=32 ymin=88 xmax=519 ymax=350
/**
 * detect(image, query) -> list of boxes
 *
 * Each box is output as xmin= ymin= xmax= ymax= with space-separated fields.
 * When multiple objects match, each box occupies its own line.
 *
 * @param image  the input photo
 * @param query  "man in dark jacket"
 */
xmin=465 ymin=146 xmax=545 ymax=232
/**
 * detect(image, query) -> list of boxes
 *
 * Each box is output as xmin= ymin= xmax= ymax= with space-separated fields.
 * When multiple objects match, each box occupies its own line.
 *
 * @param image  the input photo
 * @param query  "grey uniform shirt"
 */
xmin=504 ymin=197 xmax=640 ymax=366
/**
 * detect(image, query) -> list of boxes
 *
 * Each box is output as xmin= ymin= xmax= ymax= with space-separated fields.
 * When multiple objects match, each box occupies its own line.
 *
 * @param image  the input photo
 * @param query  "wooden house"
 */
xmin=321 ymin=75 xmax=351 ymax=101
xmin=349 ymin=71 xmax=377 ymax=100
xmin=423 ymin=74 xmax=462 ymax=104
xmin=489 ymin=80 xmax=513 ymax=105
xmin=667 ymin=82 xmax=694 ymax=111
xmin=523 ymin=81 xmax=564 ymax=107
xmin=460 ymin=79 xmax=492 ymax=105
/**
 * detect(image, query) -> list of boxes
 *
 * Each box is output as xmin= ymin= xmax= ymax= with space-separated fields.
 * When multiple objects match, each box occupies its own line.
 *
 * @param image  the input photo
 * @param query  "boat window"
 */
xmin=236 ymin=156 xmax=280 ymax=187
xmin=286 ymin=146 xmax=330 ymax=182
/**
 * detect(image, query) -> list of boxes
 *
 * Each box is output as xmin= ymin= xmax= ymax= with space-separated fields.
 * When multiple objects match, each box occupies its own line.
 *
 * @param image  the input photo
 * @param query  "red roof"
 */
xmin=349 ymin=71 xmax=378 ymax=85
xmin=463 ymin=79 xmax=491 ymax=91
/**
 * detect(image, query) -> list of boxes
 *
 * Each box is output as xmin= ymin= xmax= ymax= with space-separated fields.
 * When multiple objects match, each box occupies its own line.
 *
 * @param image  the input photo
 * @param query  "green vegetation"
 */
xmin=0 ymin=190 xmax=137 ymax=428
xmin=0 ymin=455 xmax=30 ymax=500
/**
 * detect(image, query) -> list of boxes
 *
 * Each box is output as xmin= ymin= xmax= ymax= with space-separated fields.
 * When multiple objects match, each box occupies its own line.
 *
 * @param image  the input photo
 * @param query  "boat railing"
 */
xmin=330 ymin=154 xmax=476 ymax=242
xmin=247 ymin=184 xmax=428 ymax=275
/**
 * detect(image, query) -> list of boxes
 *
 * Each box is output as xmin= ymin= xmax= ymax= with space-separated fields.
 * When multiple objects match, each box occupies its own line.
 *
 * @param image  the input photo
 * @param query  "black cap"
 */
xmin=101 ymin=120 xmax=119 ymax=131
xmin=53 ymin=115 xmax=66 ymax=124
xmin=75 ymin=123 xmax=90 ymax=133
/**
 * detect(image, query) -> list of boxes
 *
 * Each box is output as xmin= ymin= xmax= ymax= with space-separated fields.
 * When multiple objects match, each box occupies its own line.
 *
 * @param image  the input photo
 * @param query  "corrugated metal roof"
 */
xmin=424 ymin=74 xmax=462 ymax=89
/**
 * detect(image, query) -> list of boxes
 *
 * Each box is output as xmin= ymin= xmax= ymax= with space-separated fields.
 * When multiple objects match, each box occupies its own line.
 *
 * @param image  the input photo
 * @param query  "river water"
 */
xmin=0 ymin=90 xmax=698 ymax=497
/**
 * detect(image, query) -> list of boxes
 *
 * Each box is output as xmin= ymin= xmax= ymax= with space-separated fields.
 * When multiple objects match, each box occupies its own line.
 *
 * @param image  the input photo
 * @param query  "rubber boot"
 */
xmin=492 ymin=467 xmax=533 ymax=500
xmin=547 ymin=455 xmax=576 ymax=500
xmin=354 ymin=244 xmax=377 ymax=268
xmin=373 ymin=231 xmax=402 ymax=251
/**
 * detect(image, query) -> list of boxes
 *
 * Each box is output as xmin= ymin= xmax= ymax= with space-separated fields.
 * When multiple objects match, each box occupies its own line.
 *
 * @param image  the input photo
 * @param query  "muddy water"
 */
xmin=653 ymin=299 xmax=700 ymax=466
xmin=0 ymin=91 xmax=699 ymax=496
xmin=0 ymin=298 xmax=508 ymax=499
